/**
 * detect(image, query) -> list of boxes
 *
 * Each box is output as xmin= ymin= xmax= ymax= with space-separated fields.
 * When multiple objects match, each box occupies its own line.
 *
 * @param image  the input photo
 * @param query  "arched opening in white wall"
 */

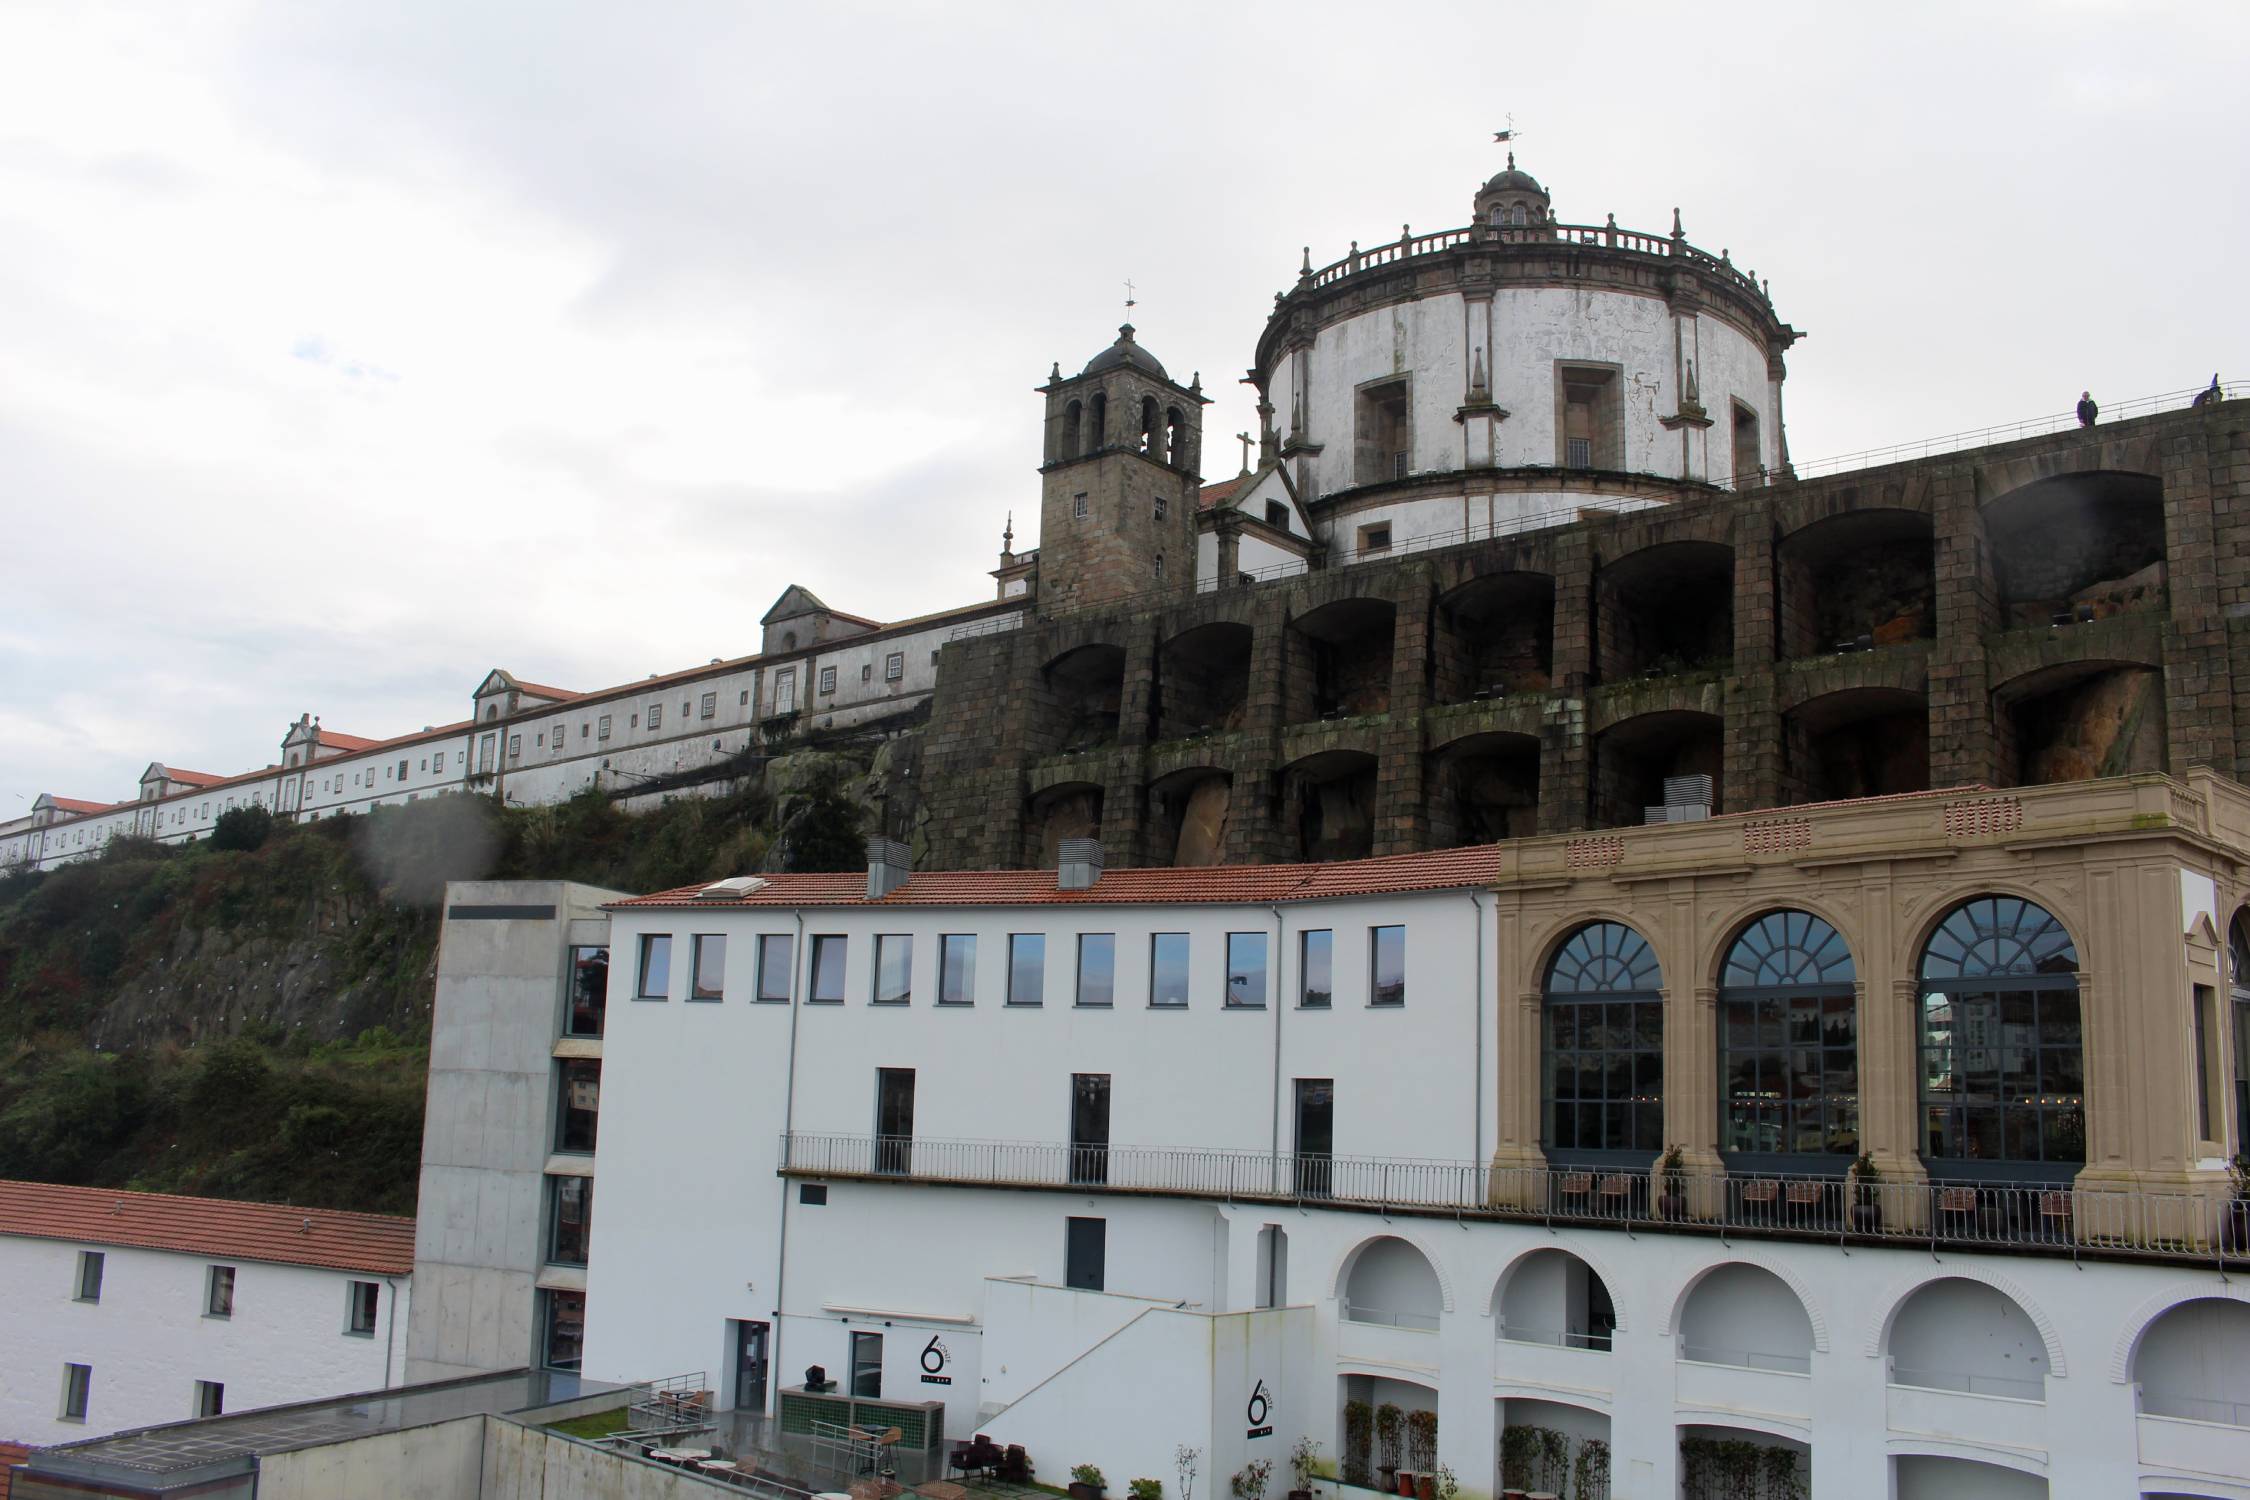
xmin=1886 ymin=1277 xmax=2050 ymax=1400
xmin=1680 ymin=1424 xmax=1808 ymax=1500
xmin=1492 ymin=1248 xmax=1614 ymax=1352
xmin=1542 ymin=921 xmax=1664 ymax=1167
xmin=2131 ymin=1297 xmax=2250 ymax=1425
xmin=1338 ymin=1374 xmax=1437 ymax=1490
xmin=1676 ymin=1265 xmax=1813 ymax=1373
xmin=1717 ymin=910 xmax=1859 ymax=1178
xmin=1340 ymin=1236 xmax=1441 ymax=1331
xmin=1893 ymin=1453 xmax=2045 ymax=1500
xmin=1496 ymin=1398 xmax=1607 ymax=1499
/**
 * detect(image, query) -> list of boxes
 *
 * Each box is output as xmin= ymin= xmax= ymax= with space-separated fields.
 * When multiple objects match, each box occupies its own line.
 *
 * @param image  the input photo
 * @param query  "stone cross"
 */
xmin=1123 ymin=278 xmax=1136 ymax=314
xmin=1237 ymin=432 xmax=1254 ymax=474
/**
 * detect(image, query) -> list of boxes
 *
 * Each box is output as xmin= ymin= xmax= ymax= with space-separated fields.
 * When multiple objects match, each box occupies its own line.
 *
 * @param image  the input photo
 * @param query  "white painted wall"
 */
xmin=1889 ymin=1278 xmax=2050 ymax=1391
xmin=1895 ymin=1454 xmax=2047 ymax=1500
xmin=258 ymin=1411 xmax=485 ymax=1500
xmin=1676 ymin=1265 xmax=1813 ymax=1366
xmin=0 ymin=1235 xmax=406 ymax=1445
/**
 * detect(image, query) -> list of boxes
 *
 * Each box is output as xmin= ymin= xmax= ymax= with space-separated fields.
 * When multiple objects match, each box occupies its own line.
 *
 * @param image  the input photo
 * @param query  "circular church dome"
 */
xmin=1082 ymin=323 xmax=1168 ymax=381
xmin=1481 ymin=162 xmax=1544 ymax=197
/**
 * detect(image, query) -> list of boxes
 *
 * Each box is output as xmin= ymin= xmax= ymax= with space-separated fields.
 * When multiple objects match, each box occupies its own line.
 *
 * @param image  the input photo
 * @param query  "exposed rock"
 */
xmin=1172 ymin=778 xmax=1232 ymax=866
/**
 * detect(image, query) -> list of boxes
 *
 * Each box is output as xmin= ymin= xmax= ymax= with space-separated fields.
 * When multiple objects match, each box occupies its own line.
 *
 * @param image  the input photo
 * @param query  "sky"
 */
xmin=2 ymin=1 xmax=2245 ymax=811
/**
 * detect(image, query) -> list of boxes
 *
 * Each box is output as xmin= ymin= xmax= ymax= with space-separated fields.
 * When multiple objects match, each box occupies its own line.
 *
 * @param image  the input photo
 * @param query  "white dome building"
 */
xmin=1227 ymin=157 xmax=1803 ymax=571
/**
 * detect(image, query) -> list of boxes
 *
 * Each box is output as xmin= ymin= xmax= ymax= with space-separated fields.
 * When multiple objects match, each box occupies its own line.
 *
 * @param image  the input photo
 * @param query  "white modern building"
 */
xmin=540 ymin=774 xmax=2250 ymax=1500
xmin=0 ymin=1180 xmax=413 ymax=1447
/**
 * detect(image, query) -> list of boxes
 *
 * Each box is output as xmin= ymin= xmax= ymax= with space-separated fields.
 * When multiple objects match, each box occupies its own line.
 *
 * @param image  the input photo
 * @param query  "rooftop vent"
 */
xmin=1058 ymin=838 xmax=1105 ymax=891
xmin=1644 ymin=773 xmax=1713 ymax=825
xmin=866 ymin=836 xmax=912 ymax=899
xmin=695 ymin=875 xmax=768 ymax=900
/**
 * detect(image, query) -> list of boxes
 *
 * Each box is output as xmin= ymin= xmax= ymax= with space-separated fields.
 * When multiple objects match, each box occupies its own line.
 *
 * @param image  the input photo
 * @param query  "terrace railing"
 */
xmin=777 ymin=1132 xmax=2250 ymax=1269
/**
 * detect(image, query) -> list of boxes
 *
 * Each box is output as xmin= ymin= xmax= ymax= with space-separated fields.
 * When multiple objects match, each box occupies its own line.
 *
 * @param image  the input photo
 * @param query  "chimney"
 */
xmin=1058 ymin=838 xmax=1105 ymax=891
xmin=866 ymin=836 xmax=912 ymax=899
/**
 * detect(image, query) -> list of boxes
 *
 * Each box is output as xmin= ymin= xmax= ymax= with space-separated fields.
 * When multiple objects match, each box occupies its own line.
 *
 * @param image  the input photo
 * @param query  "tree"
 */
xmin=776 ymin=760 xmax=865 ymax=873
xmin=211 ymin=804 xmax=274 ymax=852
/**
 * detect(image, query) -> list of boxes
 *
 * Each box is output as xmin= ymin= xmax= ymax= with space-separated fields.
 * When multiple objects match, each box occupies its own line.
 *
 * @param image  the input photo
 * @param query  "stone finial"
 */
xmin=1190 ymin=371 xmax=1203 ymax=395
xmin=1671 ymin=206 xmax=1684 ymax=238
xmin=1002 ymin=511 xmax=1014 ymax=554
xmin=1402 ymin=222 xmax=1412 ymax=245
xmin=1048 ymin=360 xmax=1061 ymax=382
xmin=1606 ymin=212 xmax=1616 ymax=228
xmin=1300 ymin=245 xmax=1311 ymax=276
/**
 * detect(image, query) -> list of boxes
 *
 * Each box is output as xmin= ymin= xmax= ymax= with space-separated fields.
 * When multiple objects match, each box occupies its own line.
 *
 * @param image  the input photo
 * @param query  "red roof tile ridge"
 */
xmin=0 ymin=1179 xmax=415 ymax=1276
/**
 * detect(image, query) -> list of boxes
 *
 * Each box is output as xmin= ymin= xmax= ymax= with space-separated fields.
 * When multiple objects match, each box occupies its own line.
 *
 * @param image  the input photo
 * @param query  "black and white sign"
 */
xmin=1245 ymin=1378 xmax=1272 ymax=1439
xmin=920 ymin=1333 xmax=953 ymax=1386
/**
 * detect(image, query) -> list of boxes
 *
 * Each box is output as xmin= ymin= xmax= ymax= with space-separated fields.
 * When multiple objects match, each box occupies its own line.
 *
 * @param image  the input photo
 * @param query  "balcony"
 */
xmin=1676 ymin=1348 xmax=1812 ymax=1427
xmin=2137 ymin=1386 xmax=2250 ymax=1483
xmin=774 ymin=1133 xmax=2245 ymax=1268
xmin=1887 ymin=1361 xmax=2046 ymax=1453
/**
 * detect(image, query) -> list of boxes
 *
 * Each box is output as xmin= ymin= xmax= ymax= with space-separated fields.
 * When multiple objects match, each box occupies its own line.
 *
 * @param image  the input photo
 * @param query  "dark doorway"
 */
xmin=731 ymin=1319 xmax=769 ymax=1411
xmin=849 ymin=1330 xmax=882 ymax=1398
xmin=1066 ymin=1216 xmax=1107 ymax=1291
xmin=875 ymin=1068 xmax=915 ymax=1176
xmin=1295 ymin=1078 xmax=1334 ymax=1198
xmin=1071 ymin=1073 xmax=1111 ymax=1185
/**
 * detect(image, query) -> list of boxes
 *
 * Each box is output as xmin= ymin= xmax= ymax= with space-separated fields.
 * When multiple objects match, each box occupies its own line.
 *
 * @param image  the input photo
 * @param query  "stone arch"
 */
xmin=1592 ymin=539 xmax=1734 ymax=683
xmin=1884 ymin=1443 xmax=2047 ymax=1481
xmin=1979 ymin=467 xmax=2166 ymax=631
xmin=1523 ymin=908 xmax=1668 ymax=996
xmin=1678 ymin=1411 xmax=1811 ymax=1446
xmin=1779 ymin=685 xmax=1932 ymax=804
xmin=1659 ymin=1255 xmax=1830 ymax=1353
xmin=1328 ymin=1228 xmax=1455 ymax=1314
xmin=2108 ymin=1281 xmax=2250 ymax=1383
xmin=1989 ymin=657 xmax=2166 ymax=789
xmin=1590 ymin=708 xmax=1724 ymax=828
xmin=1704 ymin=898 xmax=1860 ymax=993
xmin=1892 ymin=883 xmax=2089 ymax=990
xmin=1862 ymin=1267 xmax=2067 ymax=1376
xmin=1488 ymin=1239 xmax=1631 ymax=1333
xmin=1775 ymin=506 xmax=1936 ymax=660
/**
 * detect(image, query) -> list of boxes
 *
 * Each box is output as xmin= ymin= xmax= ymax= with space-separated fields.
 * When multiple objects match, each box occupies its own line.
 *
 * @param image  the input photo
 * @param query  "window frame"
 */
xmin=194 ymin=1379 xmax=224 ymax=1418
xmin=75 ymin=1249 xmax=105 ymax=1303
xmin=884 ymin=652 xmax=905 ymax=682
xmin=1224 ymin=931 xmax=1269 ymax=1009
xmin=849 ymin=1330 xmax=883 ymax=1399
xmin=540 ymin=1289 xmax=586 ymax=1373
xmin=61 ymin=1362 xmax=92 ymax=1422
xmin=1717 ymin=911 xmax=1860 ymax=1164
xmin=555 ymin=1057 xmax=600 ymax=1154
xmin=205 ymin=1264 xmax=236 ymax=1319
xmin=566 ymin=944 xmax=609 ymax=1037
xmin=635 ymin=933 xmax=672 ymax=1000
xmin=1299 ymin=930 xmax=1333 ymax=1009
xmin=1076 ymin=933 xmax=1116 ymax=1008
xmin=938 ymin=933 xmax=977 ymax=1006
xmin=546 ymin=1174 xmax=593 ymax=1267
xmin=808 ymin=934 xmax=848 ymax=1004
xmin=872 ymin=934 xmax=913 ymax=1005
xmin=1368 ymin=925 xmax=1407 ymax=1007
xmin=689 ymin=933 xmax=727 ymax=1001
xmin=755 ymin=933 xmax=795 ymax=1003
xmin=1149 ymin=932 xmax=1191 ymax=1008
xmin=1006 ymin=933 xmax=1045 ymax=1007
xmin=346 ymin=1280 xmax=380 ymax=1337
xmin=1541 ymin=920 xmax=1666 ymax=1162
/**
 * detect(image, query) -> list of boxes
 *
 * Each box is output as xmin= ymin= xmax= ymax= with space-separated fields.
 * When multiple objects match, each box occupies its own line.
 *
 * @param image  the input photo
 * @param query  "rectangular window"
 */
xmin=1357 ymin=521 xmax=1392 ymax=555
xmin=1552 ymin=996 xmax=1667 ymax=1155
xmin=1731 ymin=400 xmax=1762 ymax=483
xmin=567 ymin=945 xmax=609 ymax=1037
xmin=1073 ymin=492 xmax=1089 ymax=520
xmin=2195 ymin=984 xmax=2217 ymax=1142
xmin=873 ymin=934 xmax=913 ymax=1004
xmin=862 ymin=664 xmax=872 ymax=682
xmin=507 ymin=734 xmax=520 ymax=760
xmin=690 ymin=934 xmax=727 ymax=1000
xmin=740 ymin=690 xmax=750 ymax=705
xmin=875 ymin=1067 xmax=915 ymax=1176
xmin=75 ymin=1250 xmax=104 ymax=1302
xmin=1558 ymin=364 xmax=1622 ymax=469
xmin=398 ymin=758 xmax=409 ymax=780
xmin=885 ymin=652 xmax=904 ymax=681
xmin=1225 ymin=932 xmax=1269 ymax=1008
xmin=62 ymin=1363 xmax=92 ymax=1422
xmin=542 ymin=1290 xmax=585 ymax=1373
xmin=773 ymin=668 xmax=796 ymax=713
xmin=755 ymin=933 xmax=794 ymax=1002
xmin=1354 ymin=376 xmax=1410 ymax=485
xmin=850 ymin=1330 xmax=883 ymax=1399
xmin=938 ymin=934 xmax=976 ymax=1005
xmin=1070 ymin=1073 xmax=1110 ymax=1185
xmin=1299 ymin=930 xmax=1333 ymax=1008
xmin=637 ymin=934 xmax=672 ymax=999
xmin=818 ymin=666 xmax=838 ymax=694
xmin=347 ymin=1280 xmax=379 ymax=1336
xmin=1007 ymin=934 xmax=1045 ymax=1006
xmin=597 ymin=714 xmax=612 ymax=741
xmin=1369 ymin=925 xmax=1406 ymax=1006
xmin=194 ymin=1379 xmax=224 ymax=1417
xmin=552 ymin=732 xmax=564 ymax=756
xmin=809 ymin=935 xmax=847 ymax=1003
xmin=1065 ymin=1216 xmax=1107 ymax=1291
xmin=1150 ymin=933 xmax=1190 ymax=1008
xmin=556 ymin=1058 xmax=600 ymax=1153
xmin=548 ymin=1175 xmax=593 ymax=1266
xmin=1265 ymin=499 xmax=1289 ymax=530
xmin=1720 ymin=992 xmax=1857 ymax=1157
xmin=700 ymin=691 xmax=717 ymax=719
xmin=206 ymin=1265 xmax=235 ymax=1318
xmin=1076 ymin=934 xmax=1116 ymax=1007
xmin=649 ymin=701 xmax=663 ymax=730
xmin=1153 ymin=495 xmax=1169 ymax=521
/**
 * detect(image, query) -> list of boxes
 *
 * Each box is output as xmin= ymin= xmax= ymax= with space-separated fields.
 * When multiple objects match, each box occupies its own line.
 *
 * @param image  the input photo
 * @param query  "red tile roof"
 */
xmin=48 ymin=797 xmax=121 ymax=816
xmin=159 ymin=768 xmax=225 ymax=788
xmin=1199 ymin=476 xmax=1247 ymax=511
xmin=508 ymin=680 xmax=580 ymax=702
xmin=313 ymin=730 xmax=382 ymax=752
xmin=613 ymin=845 xmax=1506 ymax=910
xmin=0 ymin=1441 xmax=25 ymax=1498
xmin=0 ymin=1180 xmax=414 ymax=1277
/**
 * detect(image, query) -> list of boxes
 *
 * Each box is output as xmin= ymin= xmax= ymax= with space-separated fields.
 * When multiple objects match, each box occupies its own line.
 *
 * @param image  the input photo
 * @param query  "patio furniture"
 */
xmin=918 ymin=1482 xmax=970 ymax=1500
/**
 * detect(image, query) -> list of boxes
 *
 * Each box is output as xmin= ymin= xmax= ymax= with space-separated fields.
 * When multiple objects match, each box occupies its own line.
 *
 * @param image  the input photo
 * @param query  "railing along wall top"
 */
xmin=777 ymin=1131 xmax=2250 ymax=1269
xmin=1302 ymin=220 xmax=1769 ymax=304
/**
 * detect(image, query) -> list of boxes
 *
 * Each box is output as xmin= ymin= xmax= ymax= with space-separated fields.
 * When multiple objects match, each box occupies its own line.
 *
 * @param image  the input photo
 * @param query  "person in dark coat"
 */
xmin=2077 ymin=390 xmax=2099 ymax=426
xmin=2193 ymin=374 xmax=2223 ymax=408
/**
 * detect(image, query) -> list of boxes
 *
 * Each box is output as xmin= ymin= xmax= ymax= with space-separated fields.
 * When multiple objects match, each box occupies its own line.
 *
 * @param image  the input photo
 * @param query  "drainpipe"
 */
xmin=1467 ymin=892 xmax=1486 ymax=1167
xmin=383 ymin=1274 xmax=400 ymax=1389
xmin=1268 ymin=905 xmax=1286 ymax=1190
xmin=769 ymin=911 xmax=807 ymax=1416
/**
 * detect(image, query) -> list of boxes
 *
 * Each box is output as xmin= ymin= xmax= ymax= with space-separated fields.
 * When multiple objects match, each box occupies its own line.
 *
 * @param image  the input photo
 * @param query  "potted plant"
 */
xmin=1851 ymin=1152 xmax=1883 ymax=1233
xmin=1176 ymin=1446 xmax=1202 ymax=1500
xmin=1131 ymin=1481 xmax=1164 ymax=1500
xmin=1373 ymin=1403 xmax=1403 ymax=1491
xmin=1404 ymin=1410 xmax=1437 ymax=1498
xmin=1430 ymin=1466 xmax=1456 ymax=1500
xmin=1658 ymin=1145 xmax=1687 ymax=1221
xmin=1230 ymin=1459 xmax=1273 ymax=1500
xmin=1287 ymin=1436 xmax=1321 ymax=1500
xmin=1072 ymin=1465 xmax=1109 ymax=1500
xmin=1342 ymin=1402 xmax=1373 ymax=1488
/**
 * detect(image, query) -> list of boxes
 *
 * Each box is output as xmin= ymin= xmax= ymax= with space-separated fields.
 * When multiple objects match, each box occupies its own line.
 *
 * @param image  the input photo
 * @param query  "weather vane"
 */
xmin=1124 ymin=277 xmax=1137 ymax=316
xmin=1493 ymin=113 xmax=1525 ymax=147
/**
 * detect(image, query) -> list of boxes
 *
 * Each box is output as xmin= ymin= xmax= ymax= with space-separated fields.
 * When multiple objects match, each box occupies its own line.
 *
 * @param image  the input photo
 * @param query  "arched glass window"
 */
xmin=1543 ymin=921 xmax=1664 ymax=1158
xmin=1917 ymin=896 xmax=2084 ymax=1173
xmin=2230 ymin=916 xmax=2250 ymax=1151
xmin=1719 ymin=911 xmax=1858 ymax=1159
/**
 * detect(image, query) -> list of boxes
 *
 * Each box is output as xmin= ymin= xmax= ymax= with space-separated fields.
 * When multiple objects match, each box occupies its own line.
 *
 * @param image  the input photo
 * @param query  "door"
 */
xmin=1065 ymin=1216 xmax=1106 ymax=1291
xmin=732 ymin=1319 xmax=769 ymax=1411
xmin=849 ymin=1330 xmax=883 ymax=1398
xmin=1295 ymin=1079 xmax=1334 ymax=1198
xmin=875 ymin=1068 xmax=915 ymax=1175
xmin=1070 ymin=1073 xmax=1111 ymax=1185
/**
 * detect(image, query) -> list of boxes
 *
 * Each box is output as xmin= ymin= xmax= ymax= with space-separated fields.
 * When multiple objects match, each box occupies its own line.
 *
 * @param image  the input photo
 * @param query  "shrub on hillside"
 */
xmin=210 ymin=804 xmax=274 ymax=852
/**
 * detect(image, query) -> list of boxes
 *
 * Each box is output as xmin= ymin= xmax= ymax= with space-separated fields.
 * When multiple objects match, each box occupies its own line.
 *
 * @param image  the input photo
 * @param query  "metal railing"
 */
xmin=776 ymin=1132 xmax=2250 ymax=1267
xmin=1678 ymin=1342 xmax=1812 ymax=1375
xmin=1496 ymin=1323 xmax=1611 ymax=1352
xmin=1302 ymin=218 xmax=1770 ymax=305
xmin=945 ymin=611 xmax=1026 ymax=643
xmin=1342 ymin=1303 xmax=1441 ymax=1331
xmin=1888 ymin=1360 xmax=2044 ymax=1402
xmin=2139 ymin=1386 xmax=2250 ymax=1428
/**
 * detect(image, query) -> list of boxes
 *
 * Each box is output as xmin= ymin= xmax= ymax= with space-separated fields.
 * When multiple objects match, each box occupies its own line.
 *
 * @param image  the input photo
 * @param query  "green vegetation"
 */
xmin=546 ymin=1406 xmax=634 ymax=1441
xmin=0 ymin=749 xmax=885 ymax=1212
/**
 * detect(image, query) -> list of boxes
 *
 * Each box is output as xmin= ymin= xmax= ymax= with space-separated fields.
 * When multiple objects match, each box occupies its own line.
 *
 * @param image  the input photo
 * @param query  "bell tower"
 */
xmin=1035 ymin=324 xmax=1207 ymax=616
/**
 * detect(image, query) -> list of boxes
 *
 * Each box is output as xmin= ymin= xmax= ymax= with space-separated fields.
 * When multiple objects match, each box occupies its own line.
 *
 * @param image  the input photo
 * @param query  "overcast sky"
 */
xmin=2 ymin=1 xmax=2244 ymax=811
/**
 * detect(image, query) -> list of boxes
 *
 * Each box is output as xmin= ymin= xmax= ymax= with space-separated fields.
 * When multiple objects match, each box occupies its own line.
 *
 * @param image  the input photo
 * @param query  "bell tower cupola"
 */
xmin=1035 ymin=324 xmax=1208 ymax=616
xmin=1473 ymin=153 xmax=1551 ymax=230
